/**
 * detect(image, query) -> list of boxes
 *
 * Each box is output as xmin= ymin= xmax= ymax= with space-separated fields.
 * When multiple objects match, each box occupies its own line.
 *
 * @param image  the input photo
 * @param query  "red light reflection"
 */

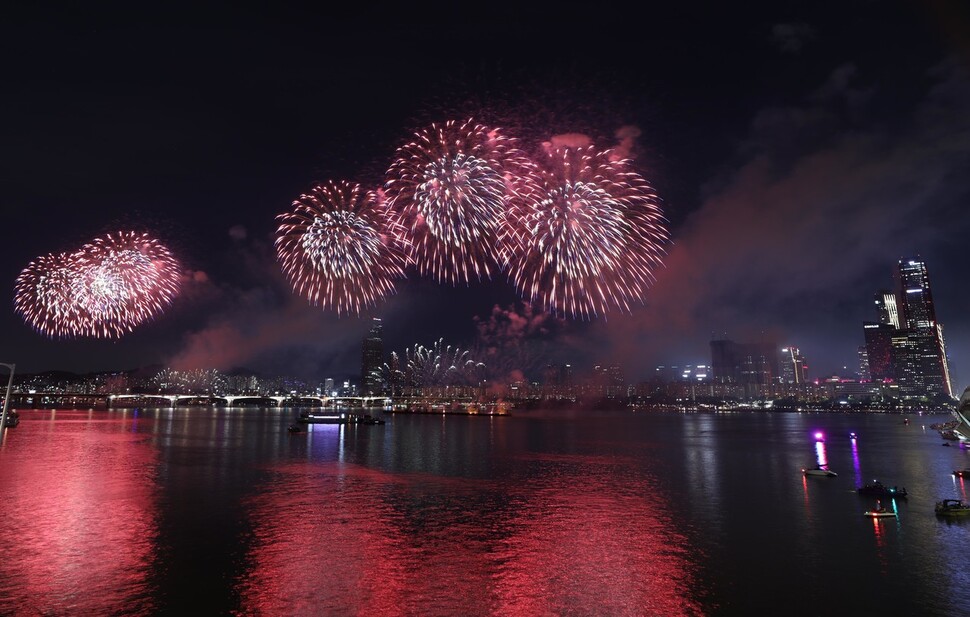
xmin=0 ymin=413 xmax=160 ymax=614
xmin=235 ymin=455 xmax=702 ymax=615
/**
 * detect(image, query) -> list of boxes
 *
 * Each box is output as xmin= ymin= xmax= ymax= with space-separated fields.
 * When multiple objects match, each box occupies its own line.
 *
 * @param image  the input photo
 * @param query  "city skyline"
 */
xmin=3 ymin=4 xmax=969 ymax=392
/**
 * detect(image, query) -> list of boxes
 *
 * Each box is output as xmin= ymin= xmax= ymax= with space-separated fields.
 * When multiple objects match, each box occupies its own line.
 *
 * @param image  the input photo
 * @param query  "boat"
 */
xmin=803 ymin=465 xmax=838 ymax=477
xmin=935 ymin=499 xmax=970 ymax=517
xmin=864 ymin=501 xmax=897 ymax=518
xmin=857 ymin=480 xmax=907 ymax=499
xmin=287 ymin=423 xmax=303 ymax=433
xmin=297 ymin=410 xmax=385 ymax=425
xmin=953 ymin=469 xmax=970 ymax=478
xmin=2 ymin=410 xmax=19 ymax=428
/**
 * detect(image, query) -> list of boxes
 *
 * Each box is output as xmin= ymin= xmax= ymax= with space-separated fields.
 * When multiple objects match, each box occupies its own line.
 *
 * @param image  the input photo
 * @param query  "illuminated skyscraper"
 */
xmin=862 ymin=257 xmax=952 ymax=400
xmin=874 ymin=290 xmax=900 ymax=328
xmin=857 ymin=346 xmax=870 ymax=380
xmin=360 ymin=318 xmax=384 ymax=395
xmin=779 ymin=346 xmax=807 ymax=384
xmin=897 ymin=257 xmax=951 ymax=399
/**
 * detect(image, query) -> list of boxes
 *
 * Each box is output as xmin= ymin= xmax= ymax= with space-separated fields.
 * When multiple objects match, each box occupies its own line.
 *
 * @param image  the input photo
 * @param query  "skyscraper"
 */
xmin=897 ymin=257 xmax=952 ymax=399
xmin=874 ymin=290 xmax=900 ymax=328
xmin=710 ymin=338 xmax=779 ymax=397
xmin=863 ymin=322 xmax=895 ymax=381
xmin=360 ymin=318 xmax=384 ymax=396
xmin=862 ymin=257 xmax=952 ymax=400
xmin=779 ymin=346 xmax=807 ymax=384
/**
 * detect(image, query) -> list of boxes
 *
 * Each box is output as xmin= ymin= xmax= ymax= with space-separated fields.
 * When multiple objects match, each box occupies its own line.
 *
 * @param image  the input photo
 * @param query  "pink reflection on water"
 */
xmin=236 ymin=453 xmax=700 ymax=616
xmin=491 ymin=454 xmax=700 ymax=616
xmin=814 ymin=440 xmax=828 ymax=468
xmin=0 ymin=411 xmax=160 ymax=614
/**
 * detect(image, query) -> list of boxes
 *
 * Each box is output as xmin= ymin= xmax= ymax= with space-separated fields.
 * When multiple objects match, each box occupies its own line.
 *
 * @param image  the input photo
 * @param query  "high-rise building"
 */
xmin=857 ymin=346 xmax=870 ymax=380
xmin=863 ymin=322 xmax=895 ymax=381
xmin=874 ymin=290 xmax=900 ymax=328
xmin=779 ymin=346 xmax=808 ymax=384
xmin=710 ymin=338 xmax=779 ymax=397
xmin=360 ymin=318 xmax=384 ymax=396
xmin=861 ymin=257 xmax=952 ymax=400
xmin=898 ymin=258 xmax=936 ymax=330
xmin=897 ymin=257 xmax=952 ymax=399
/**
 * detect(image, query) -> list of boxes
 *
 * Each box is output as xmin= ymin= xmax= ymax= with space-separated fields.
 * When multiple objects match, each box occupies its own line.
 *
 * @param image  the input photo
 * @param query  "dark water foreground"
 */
xmin=0 ymin=407 xmax=968 ymax=616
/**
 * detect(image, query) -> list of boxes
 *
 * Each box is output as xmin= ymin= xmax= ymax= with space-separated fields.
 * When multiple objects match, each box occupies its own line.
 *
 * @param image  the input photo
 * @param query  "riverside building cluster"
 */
xmin=9 ymin=258 xmax=956 ymax=412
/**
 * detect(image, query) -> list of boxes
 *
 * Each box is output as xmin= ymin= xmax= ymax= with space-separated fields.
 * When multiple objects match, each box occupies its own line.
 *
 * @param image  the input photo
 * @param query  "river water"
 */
xmin=0 ymin=406 xmax=968 ymax=616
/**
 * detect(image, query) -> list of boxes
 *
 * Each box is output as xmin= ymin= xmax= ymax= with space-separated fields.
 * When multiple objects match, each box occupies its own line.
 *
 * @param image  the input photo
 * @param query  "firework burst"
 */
xmin=501 ymin=145 xmax=668 ymax=318
xmin=384 ymin=118 xmax=539 ymax=285
xmin=13 ymin=252 xmax=87 ymax=338
xmin=384 ymin=338 xmax=486 ymax=394
xmin=275 ymin=180 xmax=409 ymax=315
xmin=74 ymin=232 xmax=183 ymax=336
xmin=14 ymin=231 xmax=183 ymax=338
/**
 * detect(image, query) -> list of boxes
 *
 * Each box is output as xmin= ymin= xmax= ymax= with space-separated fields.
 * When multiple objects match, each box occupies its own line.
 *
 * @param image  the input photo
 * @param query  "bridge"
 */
xmin=8 ymin=392 xmax=389 ymax=409
xmin=106 ymin=394 xmax=390 ymax=408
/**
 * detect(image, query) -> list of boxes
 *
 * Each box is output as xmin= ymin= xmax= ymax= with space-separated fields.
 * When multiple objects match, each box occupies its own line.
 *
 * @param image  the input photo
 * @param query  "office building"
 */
xmin=874 ymin=290 xmax=900 ymax=328
xmin=360 ymin=318 xmax=384 ymax=396
xmin=779 ymin=346 xmax=808 ymax=384
xmin=861 ymin=257 xmax=952 ymax=400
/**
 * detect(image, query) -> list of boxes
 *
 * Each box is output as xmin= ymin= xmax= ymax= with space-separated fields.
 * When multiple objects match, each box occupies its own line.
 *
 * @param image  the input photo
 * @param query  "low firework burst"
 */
xmin=384 ymin=118 xmax=539 ymax=285
xmin=276 ymin=180 xmax=409 ymax=315
xmin=501 ymin=145 xmax=669 ymax=318
xmin=383 ymin=338 xmax=486 ymax=395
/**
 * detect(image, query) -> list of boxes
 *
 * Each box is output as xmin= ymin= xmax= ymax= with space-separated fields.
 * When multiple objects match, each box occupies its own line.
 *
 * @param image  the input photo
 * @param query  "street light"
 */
xmin=0 ymin=363 xmax=14 ymax=431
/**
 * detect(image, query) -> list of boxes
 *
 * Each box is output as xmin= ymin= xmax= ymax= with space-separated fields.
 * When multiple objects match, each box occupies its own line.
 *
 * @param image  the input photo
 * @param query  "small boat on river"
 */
xmin=857 ymin=480 xmax=907 ymax=499
xmin=935 ymin=499 xmax=970 ymax=517
xmin=803 ymin=465 xmax=837 ymax=478
xmin=864 ymin=500 xmax=897 ymax=518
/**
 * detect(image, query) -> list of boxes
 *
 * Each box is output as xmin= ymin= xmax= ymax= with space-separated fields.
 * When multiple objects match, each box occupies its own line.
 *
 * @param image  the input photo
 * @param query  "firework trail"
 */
xmin=153 ymin=368 xmax=229 ymax=394
xmin=14 ymin=231 xmax=182 ymax=338
xmin=275 ymin=180 xmax=409 ymax=315
xmin=383 ymin=118 xmax=539 ymax=285
xmin=500 ymin=145 xmax=668 ymax=318
xmin=383 ymin=338 xmax=486 ymax=393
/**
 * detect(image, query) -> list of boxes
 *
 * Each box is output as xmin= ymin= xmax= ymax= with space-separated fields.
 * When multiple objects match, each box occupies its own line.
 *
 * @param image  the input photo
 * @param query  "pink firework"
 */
xmin=275 ymin=180 xmax=409 ymax=315
xmin=14 ymin=231 xmax=183 ymax=338
xmin=383 ymin=118 xmax=539 ymax=285
xmin=72 ymin=231 xmax=183 ymax=337
xmin=13 ymin=252 xmax=88 ymax=338
xmin=501 ymin=145 xmax=669 ymax=318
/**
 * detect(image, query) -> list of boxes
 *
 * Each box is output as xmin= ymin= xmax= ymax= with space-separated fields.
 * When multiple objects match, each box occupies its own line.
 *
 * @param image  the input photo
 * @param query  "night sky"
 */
xmin=3 ymin=2 xmax=970 ymax=390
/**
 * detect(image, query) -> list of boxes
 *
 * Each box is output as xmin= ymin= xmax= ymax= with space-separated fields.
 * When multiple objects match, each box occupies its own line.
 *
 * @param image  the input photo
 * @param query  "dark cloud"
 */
xmin=771 ymin=22 xmax=816 ymax=53
xmin=228 ymin=225 xmax=248 ymax=241
xmin=595 ymin=56 xmax=970 ymax=386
